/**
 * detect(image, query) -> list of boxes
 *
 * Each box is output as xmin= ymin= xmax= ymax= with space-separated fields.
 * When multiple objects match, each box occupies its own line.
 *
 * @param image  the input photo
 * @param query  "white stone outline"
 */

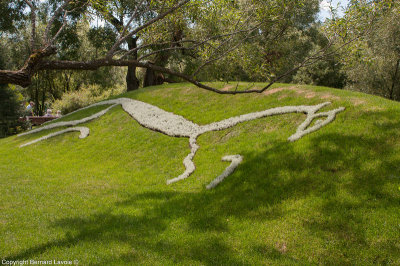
xmin=206 ymin=155 xmax=243 ymax=189
xmin=19 ymin=127 xmax=89 ymax=148
xmin=18 ymin=98 xmax=345 ymax=188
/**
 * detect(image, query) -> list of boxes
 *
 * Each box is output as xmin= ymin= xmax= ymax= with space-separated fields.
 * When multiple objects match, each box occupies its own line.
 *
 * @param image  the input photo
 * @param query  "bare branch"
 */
xmin=192 ymin=33 xmax=258 ymax=76
xmin=44 ymin=0 xmax=72 ymax=43
xmin=121 ymin=22 xmax=261 ymax=63
xmin=119 ymin=0 xmax=147 ymax=37
xmin=24 ymin=0 xmax=36 ymax=51
xmin=49 ymin=11 xmax=69 ymax=44
xmin=120 ymin=40 xmax=198 ymax=59
xmin=23 ymin=0 xmax=34 ymax=9
xmin=107 ymin=0 xmax=190 ymax=58
xmin=121 ymin=26 xmax=253 ymax=60
xmin=137 ymin=46 xmax=194 ymax=61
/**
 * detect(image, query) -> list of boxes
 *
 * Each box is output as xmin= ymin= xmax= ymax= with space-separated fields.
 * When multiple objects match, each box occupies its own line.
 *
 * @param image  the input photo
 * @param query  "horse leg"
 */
xmin=19 ymin=127 xmax=90 ymax=148
xmin=206 ymin=155 xmax=243 ymax=189
xmin=166 ymin=136 xmax=199 ymax=184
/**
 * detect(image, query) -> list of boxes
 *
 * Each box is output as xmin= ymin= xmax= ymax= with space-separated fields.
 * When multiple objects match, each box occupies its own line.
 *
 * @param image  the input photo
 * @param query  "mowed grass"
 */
xmin=0 ymin=82 xmax=399 ymax=265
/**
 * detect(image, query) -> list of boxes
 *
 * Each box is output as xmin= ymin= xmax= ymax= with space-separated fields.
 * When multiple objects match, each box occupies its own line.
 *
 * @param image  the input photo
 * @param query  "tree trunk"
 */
xmin=143 ymin=54 xmax=168 ymax=87
xmin=41 ymin=83 xmax=46 ymax=116
xmin=143 ymin=67 xmax=165 ymax=87
xmin=126 ymin=38 xmax=140 ymax=91
xmin=390 ymin=59 xmax=400 ymax=100
xmin=34 ymin=81 xmax=39 ymax=115
xmin=143 ymin=27 xmax=184 ymax=88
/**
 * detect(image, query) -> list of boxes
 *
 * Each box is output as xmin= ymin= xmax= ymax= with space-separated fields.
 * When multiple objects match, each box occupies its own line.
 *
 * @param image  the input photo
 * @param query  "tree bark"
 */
xmin=126 ymin=38 xmax=140 ymax=91
xmin=0 ymin=45 xmax=56 ymax=87
xmin=143 ymin=66 xmax=164 ymax=87
xmin=0 ymin=70 xmax=32 ymax=87
xmin=143 ymin=50 xmax=169 ymax=87
xmin=0 ymin=57 xmax=265 ymax=94
xmin=390 ymin=58 xmax=400 ymax=100
xmin=107 ymin=14 xmax=140 ymax=92
xmin=143 ymin=27 xmax=185 ymax=87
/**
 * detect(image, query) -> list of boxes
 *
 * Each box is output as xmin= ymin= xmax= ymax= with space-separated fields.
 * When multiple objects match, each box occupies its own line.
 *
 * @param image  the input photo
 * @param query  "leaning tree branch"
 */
xmin=33 ymin=57 xmax=296 ymax=95
xmin=36 ymin=58 xmax=243 ymax=94
xmin=0 ymin=45 xmax=57 ymax=87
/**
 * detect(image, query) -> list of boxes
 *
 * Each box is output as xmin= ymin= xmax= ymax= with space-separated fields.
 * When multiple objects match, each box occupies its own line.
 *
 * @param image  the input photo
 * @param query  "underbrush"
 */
xmin=51 ymin=84 xmax=125 ymax=115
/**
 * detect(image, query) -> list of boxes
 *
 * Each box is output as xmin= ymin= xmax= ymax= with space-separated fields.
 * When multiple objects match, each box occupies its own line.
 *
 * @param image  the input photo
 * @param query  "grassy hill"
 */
xmin=1 ymin=82 xmax=399 ymax=264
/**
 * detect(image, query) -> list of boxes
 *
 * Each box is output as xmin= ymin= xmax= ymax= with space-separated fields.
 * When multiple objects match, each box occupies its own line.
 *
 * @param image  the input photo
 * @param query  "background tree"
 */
xmin=0 ymin=83 xmax=23 ymax=137
xmin=292 ymin=24 xmax=346 ymax=88
xmin=0 ymin=0 xmax=344 ymax=95
xmin=91 ymin=0 xmax=141 ymax=90
xmin=327 ymin=0 xmax=400 ymax=99
xmin=0 ymin=11 xmax=126 ymax=114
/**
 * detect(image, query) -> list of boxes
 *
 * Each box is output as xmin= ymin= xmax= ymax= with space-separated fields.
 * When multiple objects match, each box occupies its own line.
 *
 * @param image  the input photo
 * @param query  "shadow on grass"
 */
xmin=6 ymin=111 xmax=400 ymax=264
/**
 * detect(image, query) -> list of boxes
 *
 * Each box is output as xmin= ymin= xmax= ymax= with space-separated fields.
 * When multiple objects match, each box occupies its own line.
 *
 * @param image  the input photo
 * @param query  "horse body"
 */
xmin=18 ymin=97 xmax=345 ymax=188
xmin=119 ymin=98 xmax=201 ymax=137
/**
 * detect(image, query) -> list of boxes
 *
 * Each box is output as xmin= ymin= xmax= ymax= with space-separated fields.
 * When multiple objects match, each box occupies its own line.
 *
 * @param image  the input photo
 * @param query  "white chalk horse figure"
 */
xmin=18 ymin=98 xmax=345 ymax=189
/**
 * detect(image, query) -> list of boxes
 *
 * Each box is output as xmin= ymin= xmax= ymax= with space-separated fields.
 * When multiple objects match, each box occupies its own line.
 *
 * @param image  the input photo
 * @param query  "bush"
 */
xmin=0 ymin=84 xmax=25 ymax=138
xmin=292 ymin=56 xmax=346 ymax=89
xmin=51 ymin=84 xmax=125 ymax=115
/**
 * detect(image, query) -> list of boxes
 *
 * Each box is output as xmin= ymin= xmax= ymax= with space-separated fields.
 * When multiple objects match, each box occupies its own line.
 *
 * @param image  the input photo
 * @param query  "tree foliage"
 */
xmin=0 ymin=0 xmax=333 ymax=95
xmin=327 ymin=0 xmax=400 ymax=99
xmin=292 ymin=24 xmax=346 ymax=88
xmin=0 ymin=84 xmax=24 ymax=137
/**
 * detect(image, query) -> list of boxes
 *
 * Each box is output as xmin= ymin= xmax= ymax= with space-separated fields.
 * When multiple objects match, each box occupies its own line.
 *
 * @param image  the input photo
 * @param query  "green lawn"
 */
xmin=1 ymin=82 xmax=399 ymax=264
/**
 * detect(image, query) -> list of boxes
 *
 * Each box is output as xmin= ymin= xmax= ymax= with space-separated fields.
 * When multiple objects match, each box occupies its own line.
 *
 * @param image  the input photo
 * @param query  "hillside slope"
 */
xmin=1 ymin=82 xmax=399 ymax=264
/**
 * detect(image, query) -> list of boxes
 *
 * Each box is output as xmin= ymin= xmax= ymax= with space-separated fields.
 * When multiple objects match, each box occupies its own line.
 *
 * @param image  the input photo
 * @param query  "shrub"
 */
xmin=292 ymin=59 xmax=346 ymax=89
xmin=51 ymin=84 xmax=125 ymax=115
xmin=0 ymin=84 xmax=25 ymax=137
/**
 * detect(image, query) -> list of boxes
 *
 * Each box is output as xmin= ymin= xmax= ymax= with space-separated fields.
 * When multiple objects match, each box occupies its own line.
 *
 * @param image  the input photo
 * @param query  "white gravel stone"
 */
xmin=18 ymin=98 xmax=345 ymax=188
xmin=19 ymin=127 xmax=89 ymax=148
xmin=206 ymin=155 xmax=243 ymax=189
xmin=18 ymin=103 xmax=119 ymax=137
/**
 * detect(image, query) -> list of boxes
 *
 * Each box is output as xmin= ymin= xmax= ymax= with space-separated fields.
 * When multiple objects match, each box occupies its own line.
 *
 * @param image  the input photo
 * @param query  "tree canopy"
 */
xmin=0 ymin=0 xmax=327 ymax=94
xmin=1 ymin=0 xmax=397 ymax=98
xmin=331 ymin=0 xmax=400 ymax=99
